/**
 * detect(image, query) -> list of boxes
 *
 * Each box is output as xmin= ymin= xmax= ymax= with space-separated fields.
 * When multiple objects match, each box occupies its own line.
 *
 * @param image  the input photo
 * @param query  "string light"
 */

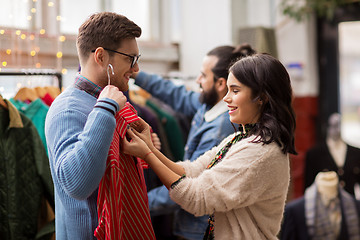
xmin=59 ymin=35 xmax=66 ymax=42
xmin=3 ymin=2 xmax=66 ymax=70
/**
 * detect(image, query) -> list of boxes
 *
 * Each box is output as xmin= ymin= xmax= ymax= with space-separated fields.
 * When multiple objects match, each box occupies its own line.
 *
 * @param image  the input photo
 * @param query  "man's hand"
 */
xmin=99 ymin=85 xmax=127 ymax=110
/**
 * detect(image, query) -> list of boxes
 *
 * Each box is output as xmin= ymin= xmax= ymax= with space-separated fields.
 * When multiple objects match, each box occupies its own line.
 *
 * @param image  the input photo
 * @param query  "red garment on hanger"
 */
xmin=41 ymin=93 xmax=54 ymax=106
xmin=94 ymin=102 xmax=155 ymax=240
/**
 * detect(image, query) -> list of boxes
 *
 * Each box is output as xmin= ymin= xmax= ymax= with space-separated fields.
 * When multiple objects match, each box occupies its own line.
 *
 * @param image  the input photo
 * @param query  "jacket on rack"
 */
xmin=9 ymin=98 xmax=49 ymax=152
xmin=0 ymin=100 xmax=54 ymax=240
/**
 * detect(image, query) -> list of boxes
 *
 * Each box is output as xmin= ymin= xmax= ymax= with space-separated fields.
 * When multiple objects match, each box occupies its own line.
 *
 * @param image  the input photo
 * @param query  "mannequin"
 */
xmin=316 ymin=171 xmax=339 ymax=202
xmin=281 ymin=171 xmax=360 ymax=240
xmin=316 ymin=171 xmax=342 ymax=237
xmin=304 ymin=112 xmax=360 ymax=196
xmin=326 ymin=113 xmax=346 ymax=168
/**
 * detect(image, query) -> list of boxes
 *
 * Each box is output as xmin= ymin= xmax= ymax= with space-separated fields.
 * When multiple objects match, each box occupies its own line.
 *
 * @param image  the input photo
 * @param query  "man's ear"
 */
xmin=93 ymin=47 xmax=108 ymax=66
xmin=216 ymin=77 xmax=227 ymax=92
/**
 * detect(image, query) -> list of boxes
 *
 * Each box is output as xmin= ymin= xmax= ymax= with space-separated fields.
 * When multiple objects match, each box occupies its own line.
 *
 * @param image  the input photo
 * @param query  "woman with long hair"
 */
xmin=122 ymin=53 xmax=297 ymax=239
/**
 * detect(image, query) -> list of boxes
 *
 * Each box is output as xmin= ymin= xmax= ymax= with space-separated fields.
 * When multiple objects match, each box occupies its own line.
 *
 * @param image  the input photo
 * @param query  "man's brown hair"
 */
xmin=77 ymin=12 xmax=141 ymax=61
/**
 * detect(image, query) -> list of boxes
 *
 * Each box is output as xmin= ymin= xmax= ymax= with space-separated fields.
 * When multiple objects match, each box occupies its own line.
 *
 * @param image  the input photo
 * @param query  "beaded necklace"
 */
xmin=203 ymin=123 xmax=256 ymax=240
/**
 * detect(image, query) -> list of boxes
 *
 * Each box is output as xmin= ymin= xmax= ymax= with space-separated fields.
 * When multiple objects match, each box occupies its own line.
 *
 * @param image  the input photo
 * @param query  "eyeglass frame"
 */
xmin=91 ymin=47 xmax=141 ymax=68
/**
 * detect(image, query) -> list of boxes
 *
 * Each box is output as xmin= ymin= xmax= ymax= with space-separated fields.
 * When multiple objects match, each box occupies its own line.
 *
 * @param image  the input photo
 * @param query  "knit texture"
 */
xmin=170 ymin=133 xmax=290 ymax=240
xmin=45 ymin=85 xmax=117 ymax=239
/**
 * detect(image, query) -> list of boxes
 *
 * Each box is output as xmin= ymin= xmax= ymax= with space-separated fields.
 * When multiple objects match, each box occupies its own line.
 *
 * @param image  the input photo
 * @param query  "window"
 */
xmin=60 ymin=0 xmax=100 ymax=34
xmin=0 ymin=0 xmax=29 ymax=29
xmin=339 ymin=21 xmax=360 ymax=148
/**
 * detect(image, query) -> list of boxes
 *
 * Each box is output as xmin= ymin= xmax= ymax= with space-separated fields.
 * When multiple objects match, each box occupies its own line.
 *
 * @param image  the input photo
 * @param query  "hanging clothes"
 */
xmin=10 ymin=98 xmax=49 ymax=152
xmin=146 ymin=97 xmax=185 ymax=161
xmin=0 ymin=99 xmax=54 ymax=240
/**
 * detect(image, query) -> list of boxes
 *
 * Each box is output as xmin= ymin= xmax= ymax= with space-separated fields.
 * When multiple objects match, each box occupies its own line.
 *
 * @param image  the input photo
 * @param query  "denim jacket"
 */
xmin=135 ymin=72 xmax=235 ymax=239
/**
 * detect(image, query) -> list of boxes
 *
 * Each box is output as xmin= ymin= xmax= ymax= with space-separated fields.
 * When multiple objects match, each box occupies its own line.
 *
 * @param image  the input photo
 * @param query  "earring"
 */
xmin=107 ymin=64 xmax=114 ymax=85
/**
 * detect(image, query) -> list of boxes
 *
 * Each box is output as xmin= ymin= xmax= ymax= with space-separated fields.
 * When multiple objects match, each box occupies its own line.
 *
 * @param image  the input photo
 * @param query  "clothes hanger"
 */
xmin=14 ymin=87 xmax=39 ymax=102
xmin=107 ymin=63 xmax=114 ymax=85
xmin=0 ymin=94 xmax=8 ymax=109
xmin=34 ymin=86 xmax=47 ymax=98
xmin=44 ymin=86 xmax=61 ymax=99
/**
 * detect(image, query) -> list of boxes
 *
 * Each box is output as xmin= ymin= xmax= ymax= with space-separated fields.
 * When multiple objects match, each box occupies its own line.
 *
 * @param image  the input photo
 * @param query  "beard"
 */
xmin=199 ymin=85 xmax=218 ymax=107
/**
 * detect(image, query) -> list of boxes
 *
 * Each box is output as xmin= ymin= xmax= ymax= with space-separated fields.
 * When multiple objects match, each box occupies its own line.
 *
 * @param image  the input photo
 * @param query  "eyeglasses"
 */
xmin=91 ymin=48 xmax=141 ymax=68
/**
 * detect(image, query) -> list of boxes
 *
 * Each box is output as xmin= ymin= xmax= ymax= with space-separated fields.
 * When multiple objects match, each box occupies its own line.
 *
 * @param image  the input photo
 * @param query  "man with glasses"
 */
xmin=132 ymin=44 xmax=256 ymax=239
xmin=91 ymin=48 xmax=141 ymax=69
xmin=45 ymin=12 xmax=155 ymax=239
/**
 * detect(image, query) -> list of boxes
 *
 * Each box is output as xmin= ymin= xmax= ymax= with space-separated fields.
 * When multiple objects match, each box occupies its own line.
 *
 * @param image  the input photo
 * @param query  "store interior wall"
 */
xmin=0 ymin=0 xmax=322 ymax=199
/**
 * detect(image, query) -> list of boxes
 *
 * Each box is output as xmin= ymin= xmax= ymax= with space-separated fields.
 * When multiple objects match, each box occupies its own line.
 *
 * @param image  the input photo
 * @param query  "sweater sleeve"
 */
xmin=169 ymin=139 xmax=289 ymax=217
xmin=135 ymin=71 xmax=202 ymax=117
xmin=46 ymin=104 xmax=116 ymax=200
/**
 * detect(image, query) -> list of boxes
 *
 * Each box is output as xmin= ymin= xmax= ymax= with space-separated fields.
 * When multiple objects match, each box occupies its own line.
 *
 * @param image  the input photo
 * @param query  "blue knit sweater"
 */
xmin=45 ymin=79 xmax=119 ymax=239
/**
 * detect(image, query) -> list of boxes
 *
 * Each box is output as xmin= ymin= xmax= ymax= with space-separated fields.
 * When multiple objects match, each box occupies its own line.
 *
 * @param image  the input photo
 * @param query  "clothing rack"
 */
xmin=0 ymin=71 xmax=63 ymax=90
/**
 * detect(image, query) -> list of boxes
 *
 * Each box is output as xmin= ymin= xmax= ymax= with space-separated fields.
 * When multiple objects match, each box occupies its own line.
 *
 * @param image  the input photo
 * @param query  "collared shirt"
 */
xmin=204 ymin=100 xmax=228 ymax=122
xmin=74 ymin=74 xmax=102 ymax=98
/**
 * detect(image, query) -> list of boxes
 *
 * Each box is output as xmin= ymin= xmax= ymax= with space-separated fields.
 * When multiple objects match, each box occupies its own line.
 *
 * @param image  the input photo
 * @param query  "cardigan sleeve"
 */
xmin=177 ymin=133 xmax=235 ymax=178
xmin=169 ymin=139 xmax=289 ymax=217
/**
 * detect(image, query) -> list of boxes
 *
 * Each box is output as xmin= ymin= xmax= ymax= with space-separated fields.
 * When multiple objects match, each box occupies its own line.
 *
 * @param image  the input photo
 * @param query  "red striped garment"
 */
xmin=94 ymin=102 xmax=156 ymax=240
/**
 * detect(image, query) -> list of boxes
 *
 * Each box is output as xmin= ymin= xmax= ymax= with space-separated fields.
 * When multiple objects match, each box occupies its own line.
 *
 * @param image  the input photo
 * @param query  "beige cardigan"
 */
xmin=169 ymin=133 xmax=290 ymax=240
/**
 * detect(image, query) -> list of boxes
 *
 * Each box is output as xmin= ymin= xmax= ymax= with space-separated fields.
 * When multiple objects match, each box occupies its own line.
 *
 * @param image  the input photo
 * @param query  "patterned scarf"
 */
xmin=203 ymin=124 xmax=256 ymax=240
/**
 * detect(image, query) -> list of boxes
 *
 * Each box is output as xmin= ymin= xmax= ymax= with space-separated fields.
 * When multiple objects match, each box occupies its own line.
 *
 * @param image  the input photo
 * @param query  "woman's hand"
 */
xmin=129 ymin=118 xmax=155 ymax=150
xmin=151 ymin=132 xmax=161 ymax=150
xmin=122 ymin=127 xmax=151 ymax=160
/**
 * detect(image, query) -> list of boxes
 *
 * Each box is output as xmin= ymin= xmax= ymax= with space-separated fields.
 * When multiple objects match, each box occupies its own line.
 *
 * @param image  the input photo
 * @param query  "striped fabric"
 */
xmin=94 ymin=102 xmax=156 ymax=240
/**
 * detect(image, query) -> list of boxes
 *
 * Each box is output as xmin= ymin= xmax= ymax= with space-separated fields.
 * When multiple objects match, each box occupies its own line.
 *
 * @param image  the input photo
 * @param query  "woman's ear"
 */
xmin=258 ymin=94 xmax=268 ymax=105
